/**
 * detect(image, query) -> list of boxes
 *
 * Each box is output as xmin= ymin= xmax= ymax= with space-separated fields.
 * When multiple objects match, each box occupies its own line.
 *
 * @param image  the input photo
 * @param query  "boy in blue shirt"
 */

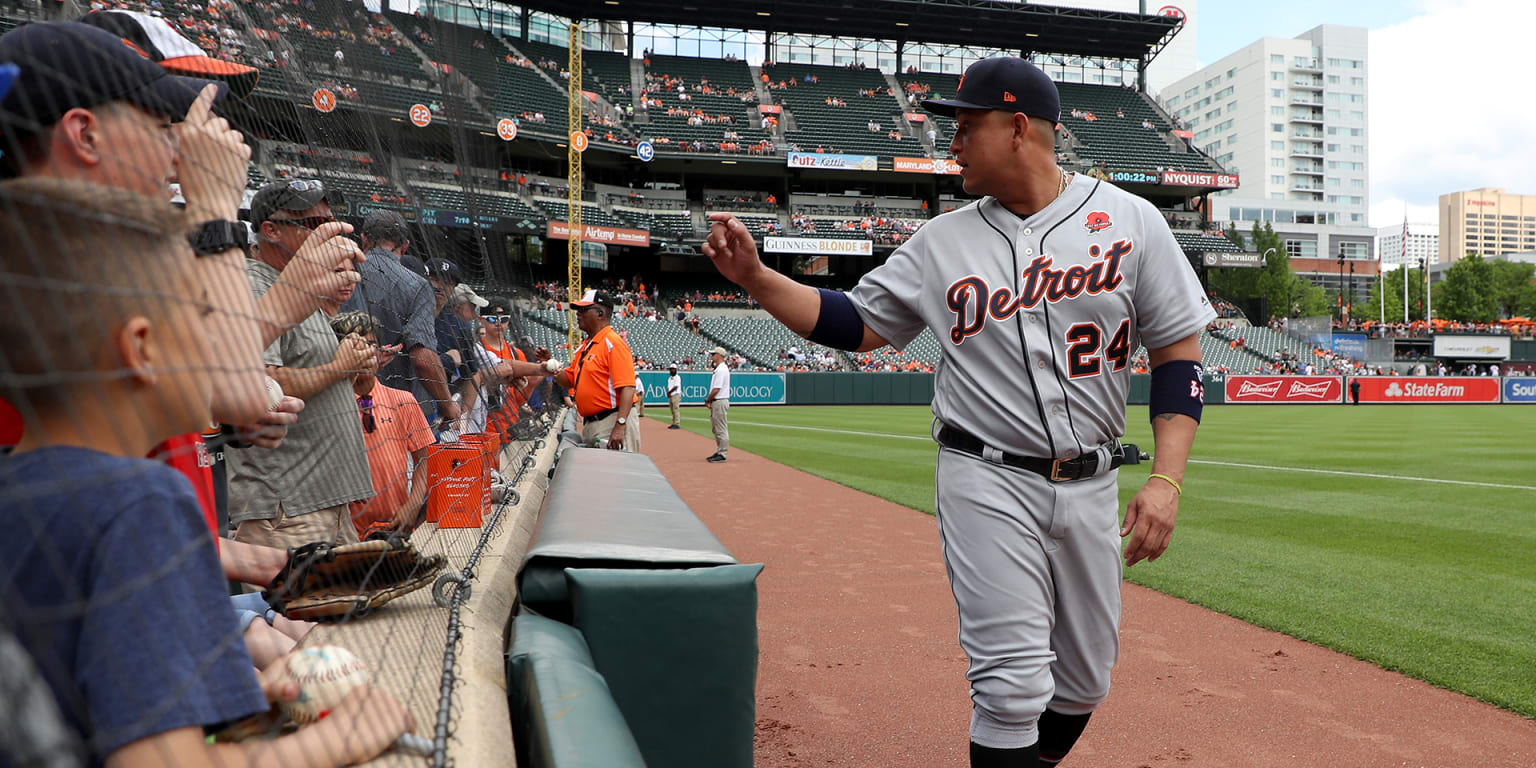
xmin=0 ymin=179 xmax=413 ymax=766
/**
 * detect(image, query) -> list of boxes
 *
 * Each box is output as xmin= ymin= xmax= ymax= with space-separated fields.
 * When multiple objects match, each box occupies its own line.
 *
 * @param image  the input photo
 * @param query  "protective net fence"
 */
xmin=0 ymin=1 xmax=576 ymax=764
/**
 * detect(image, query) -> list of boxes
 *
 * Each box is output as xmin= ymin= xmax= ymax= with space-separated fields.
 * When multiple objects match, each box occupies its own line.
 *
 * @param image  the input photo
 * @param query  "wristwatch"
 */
xmin=188 ymin=219 xmax=244 ymax=255
xmin=616 ymin=417 xmax=627 ymax=426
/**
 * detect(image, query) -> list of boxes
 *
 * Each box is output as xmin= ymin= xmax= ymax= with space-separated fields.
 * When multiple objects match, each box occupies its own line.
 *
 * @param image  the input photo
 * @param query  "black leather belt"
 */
xmin=936 ymin=425 xmax=1122 ymax=482
xmin=585 ymin=407 xmax=617 ymax=422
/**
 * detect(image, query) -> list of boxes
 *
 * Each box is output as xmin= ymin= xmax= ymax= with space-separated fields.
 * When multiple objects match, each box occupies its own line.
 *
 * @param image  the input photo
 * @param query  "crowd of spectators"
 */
xmin=851 ymin=349 xmax=936 ymax=373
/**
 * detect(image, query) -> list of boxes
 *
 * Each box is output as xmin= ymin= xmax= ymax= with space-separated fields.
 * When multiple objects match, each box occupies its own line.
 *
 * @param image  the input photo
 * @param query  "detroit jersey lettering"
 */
xmin=848 ymin=174 xmax=1215 ymax=459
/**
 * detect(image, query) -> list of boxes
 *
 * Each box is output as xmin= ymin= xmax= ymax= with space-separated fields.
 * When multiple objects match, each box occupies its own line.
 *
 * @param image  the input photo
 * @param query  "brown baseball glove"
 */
xmin=263 ymin=538 xmax=446 ymax=622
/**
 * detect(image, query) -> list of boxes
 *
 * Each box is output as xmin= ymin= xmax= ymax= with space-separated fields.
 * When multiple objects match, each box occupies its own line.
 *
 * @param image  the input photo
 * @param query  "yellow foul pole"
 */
xmin=566 ymin=23 xmax=584 ymax=351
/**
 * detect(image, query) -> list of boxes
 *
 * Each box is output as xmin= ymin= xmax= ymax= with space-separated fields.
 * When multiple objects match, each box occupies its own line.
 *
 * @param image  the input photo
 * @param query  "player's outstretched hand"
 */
xmin=702 ymin=213 xmax=765 ymax=288
xmin=1120 ymin=479 xmax=1179 ymax=567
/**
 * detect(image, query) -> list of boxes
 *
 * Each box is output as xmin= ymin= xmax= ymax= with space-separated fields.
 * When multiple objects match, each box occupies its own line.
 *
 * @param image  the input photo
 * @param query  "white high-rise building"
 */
xmin=1375 ymin=222 xmax=1438 ymax=268
xmin=1161 ymin=25 xmax=1374 ymax=303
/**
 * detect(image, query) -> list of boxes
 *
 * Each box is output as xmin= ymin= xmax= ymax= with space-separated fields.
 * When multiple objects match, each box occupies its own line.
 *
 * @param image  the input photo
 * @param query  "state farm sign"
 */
xmin=1351 ymin=376 xmax=1500 ymax=404
xmin=1160 ymin=170 xmax=1239 ymax=189
xmin=1225 ymin=375 xmax=1342 ymax=404
xmin=545 ymin=221 xmax=651 ymax=247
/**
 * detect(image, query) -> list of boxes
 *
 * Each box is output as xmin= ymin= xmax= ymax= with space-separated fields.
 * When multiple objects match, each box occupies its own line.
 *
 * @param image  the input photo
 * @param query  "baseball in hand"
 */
xmin=544 ymin=359 xmax=564 ymax=374
xmin=265 ymin=376 xmax=285 ymax=410
xmin=278 ymin=645 xmax=369 ymax=724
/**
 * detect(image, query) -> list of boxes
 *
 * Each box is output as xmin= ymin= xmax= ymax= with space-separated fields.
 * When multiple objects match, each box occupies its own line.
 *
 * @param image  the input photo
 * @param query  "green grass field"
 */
xmin=676 ymin=404 xmax=1536 ymax=717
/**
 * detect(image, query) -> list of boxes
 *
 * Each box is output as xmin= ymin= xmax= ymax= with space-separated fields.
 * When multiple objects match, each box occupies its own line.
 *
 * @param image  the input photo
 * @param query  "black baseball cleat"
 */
xmin=707 ymin=454 xmax=726 ymax=462
xmin=669 ymin=424 xmax=681 ymax=429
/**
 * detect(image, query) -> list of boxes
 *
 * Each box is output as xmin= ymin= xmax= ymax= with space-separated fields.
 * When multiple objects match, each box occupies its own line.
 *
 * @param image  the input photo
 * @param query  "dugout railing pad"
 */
xmin=509 ymin=448 xmax=762 ymax=768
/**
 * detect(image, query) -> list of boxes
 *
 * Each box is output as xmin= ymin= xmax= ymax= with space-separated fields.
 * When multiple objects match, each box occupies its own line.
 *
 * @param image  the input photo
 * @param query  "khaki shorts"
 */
xmin=233 ymin=502 xmax=360 ymax=552
xmin=582 ymin=409 xmax=641 ymax=452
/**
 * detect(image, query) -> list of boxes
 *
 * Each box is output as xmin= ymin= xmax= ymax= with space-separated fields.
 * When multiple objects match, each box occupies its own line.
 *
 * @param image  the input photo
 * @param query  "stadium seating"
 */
xmin=698 ymin=318 xmax=847 ymax=371
xmin=896 ymin=71 xmax=957 ymax=151
xmin=763 ymin=63 xmax=920 ymax=158
xmin=1056 ymin=82 xmax=1219 ymax=174
xmin=850 ymin=329 xmax=943 ymax=372
xmin=613 ymin=206 xmax=695 ymax=241
xmin=249 ymin=0 xmax=484 ymax=121
xmin=512 ymin=39 xmax=637 ymax=150
xmin=640 ymin=54 xmax=770 ymax=154
xmin=1173 ymin=232 xmax=1245 ymax=254
xmin=534 ymin=198 xmax=625 ymax=230
xmin=524 ymin=309 xmax=713 ymax=370
xmin=267 ymin=144 xmax=409 ymax=209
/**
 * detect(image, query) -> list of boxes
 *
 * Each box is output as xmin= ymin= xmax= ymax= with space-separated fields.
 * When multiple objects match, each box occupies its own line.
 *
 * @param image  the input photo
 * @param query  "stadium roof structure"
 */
xmin=516 ymin=0 xmax=1184 ymax=63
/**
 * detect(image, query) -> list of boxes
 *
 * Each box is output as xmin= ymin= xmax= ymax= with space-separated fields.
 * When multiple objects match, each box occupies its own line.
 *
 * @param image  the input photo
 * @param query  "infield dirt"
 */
xmin=644 ymin=423 xmax=1536 ymax=767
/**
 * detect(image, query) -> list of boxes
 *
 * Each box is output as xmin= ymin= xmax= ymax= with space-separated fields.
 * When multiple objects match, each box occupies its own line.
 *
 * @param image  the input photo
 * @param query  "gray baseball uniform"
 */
xmin=847 ymin=174 xmax=1214 ymax=749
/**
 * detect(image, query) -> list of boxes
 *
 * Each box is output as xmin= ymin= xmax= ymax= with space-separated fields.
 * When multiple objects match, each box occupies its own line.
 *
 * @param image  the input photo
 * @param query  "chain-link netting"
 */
xmin=0 ymin=1 xmax=571 ymax=764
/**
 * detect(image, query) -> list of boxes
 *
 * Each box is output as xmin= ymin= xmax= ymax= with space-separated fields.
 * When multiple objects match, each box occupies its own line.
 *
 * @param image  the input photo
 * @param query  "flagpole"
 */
xmin=1401 ymin=211 xmax=1410 ymax=324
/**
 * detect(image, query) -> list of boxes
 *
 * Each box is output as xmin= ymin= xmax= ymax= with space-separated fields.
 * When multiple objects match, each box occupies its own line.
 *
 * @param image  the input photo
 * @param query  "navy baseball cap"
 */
xmin=0 ymin=21 xmax=228 ymax=132
xmin=922 ymin=57 xmax=1060 ymax=124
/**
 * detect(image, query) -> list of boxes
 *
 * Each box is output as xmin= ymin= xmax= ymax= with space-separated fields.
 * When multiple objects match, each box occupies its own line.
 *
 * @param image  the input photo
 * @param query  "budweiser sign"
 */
xmin=1352 ymin=377 xmax=1500 ymax=404
xmin=1160 ymin=170 xmax=1240 ymax=189
xmin=1225 ymin=376 xmax=1342 ymax=404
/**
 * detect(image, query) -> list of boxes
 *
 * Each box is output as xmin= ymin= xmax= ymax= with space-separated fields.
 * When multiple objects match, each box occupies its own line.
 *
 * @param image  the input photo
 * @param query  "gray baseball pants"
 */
xmin=934 ymin=448 xmax=1122 ymax=749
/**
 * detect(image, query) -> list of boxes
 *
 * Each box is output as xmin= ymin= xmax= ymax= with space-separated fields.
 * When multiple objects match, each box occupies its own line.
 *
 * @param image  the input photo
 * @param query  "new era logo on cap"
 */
xmin=1003 ymin=91 xmax=1016 ymax=102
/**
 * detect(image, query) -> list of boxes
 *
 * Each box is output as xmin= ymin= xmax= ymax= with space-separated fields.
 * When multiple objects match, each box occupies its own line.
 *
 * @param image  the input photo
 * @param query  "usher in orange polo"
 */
xmin=562 ymin=325 xmax=637 ymax=418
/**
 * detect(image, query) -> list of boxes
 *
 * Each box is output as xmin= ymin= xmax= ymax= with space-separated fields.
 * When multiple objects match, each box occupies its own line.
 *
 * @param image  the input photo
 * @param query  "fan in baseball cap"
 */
xmin=570 ymin=289 xmax=614 ymax=310
xmin=78 ymin=10 xmax=260 ymax=100
xmin=921 ymin=57 xmax=1060 ymax=124
xmin=248 ymin=178 xmax=346 ymax=228
xmin=0 ymin=21 xmax=229 ymax=134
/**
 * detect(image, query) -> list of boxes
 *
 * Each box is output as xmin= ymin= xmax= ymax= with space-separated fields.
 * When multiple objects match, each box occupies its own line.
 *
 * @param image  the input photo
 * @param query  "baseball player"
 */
xmin=703 ymin=57 xmax=1212 ymax=767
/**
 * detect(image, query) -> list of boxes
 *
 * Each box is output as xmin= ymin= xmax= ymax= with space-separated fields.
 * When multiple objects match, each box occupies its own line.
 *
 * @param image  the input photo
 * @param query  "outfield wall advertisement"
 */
xmin=1503 ymin=378 xmax=1536 ymax=403
xmin=636 ymin=371 xmax=786 ymax=406
xmin=1225 ymin=375 xmax=1344 ymax=404
xmin=1349 ymin=377 xmax=1501 ymax=404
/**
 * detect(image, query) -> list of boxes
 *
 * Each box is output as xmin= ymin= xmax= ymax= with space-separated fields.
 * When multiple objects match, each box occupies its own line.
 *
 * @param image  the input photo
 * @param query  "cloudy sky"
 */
xmin=1197 ymin=0 xmax=1534 ymax=229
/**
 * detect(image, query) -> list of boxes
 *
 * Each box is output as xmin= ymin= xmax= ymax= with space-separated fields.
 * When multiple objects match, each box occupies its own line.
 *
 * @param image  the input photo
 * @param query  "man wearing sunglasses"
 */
xmin=225 ymin=179 xmax=375 ymax=551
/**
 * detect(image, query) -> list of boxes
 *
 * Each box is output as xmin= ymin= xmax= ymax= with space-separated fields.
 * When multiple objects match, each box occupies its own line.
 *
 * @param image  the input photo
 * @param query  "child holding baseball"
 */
xmin=0 ymin=179 xmax=413 ymax=766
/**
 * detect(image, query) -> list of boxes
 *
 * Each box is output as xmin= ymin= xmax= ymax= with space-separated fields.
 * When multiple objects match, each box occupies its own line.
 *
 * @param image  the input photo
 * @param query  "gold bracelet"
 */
xmin=1148 ymin=473 xmax=1182 ymax=495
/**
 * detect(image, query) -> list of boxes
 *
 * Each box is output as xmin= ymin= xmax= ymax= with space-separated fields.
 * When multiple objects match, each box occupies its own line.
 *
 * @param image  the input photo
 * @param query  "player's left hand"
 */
xmin=1121 ymin=479 xmax=1179 ymax=567
xmin=236 ymin=396 xmax=305 ymax=449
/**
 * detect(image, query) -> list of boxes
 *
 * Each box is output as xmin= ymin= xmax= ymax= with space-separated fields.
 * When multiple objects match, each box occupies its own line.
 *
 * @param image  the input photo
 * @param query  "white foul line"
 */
xmin=697 ymin=417 xmax=1536 ymax=492
xmin=1184 ymin=459 xmax=1536 ymax=492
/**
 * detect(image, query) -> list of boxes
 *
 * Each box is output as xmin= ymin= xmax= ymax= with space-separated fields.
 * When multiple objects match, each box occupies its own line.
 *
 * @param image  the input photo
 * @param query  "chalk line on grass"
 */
xmin=696 ymin=417 xmax=1536 ymax=492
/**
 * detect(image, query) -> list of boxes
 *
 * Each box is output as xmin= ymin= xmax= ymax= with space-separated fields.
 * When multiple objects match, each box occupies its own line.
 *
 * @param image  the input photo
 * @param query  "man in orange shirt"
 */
xmin=330 ymin=312 xmax=436 ymax=537
xmin=550 ymin=290 xmax=640 ymax=452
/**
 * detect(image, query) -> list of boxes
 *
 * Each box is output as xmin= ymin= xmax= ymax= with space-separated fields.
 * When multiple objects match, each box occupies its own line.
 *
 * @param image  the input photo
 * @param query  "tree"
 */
xmin=1488 ymin=260 xmax=1536 ymax=318
xmin=1432 ymin=254 xmax=1500 ymax=322
xmin=1357 ymin=264 xmax=1428 ymax=323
